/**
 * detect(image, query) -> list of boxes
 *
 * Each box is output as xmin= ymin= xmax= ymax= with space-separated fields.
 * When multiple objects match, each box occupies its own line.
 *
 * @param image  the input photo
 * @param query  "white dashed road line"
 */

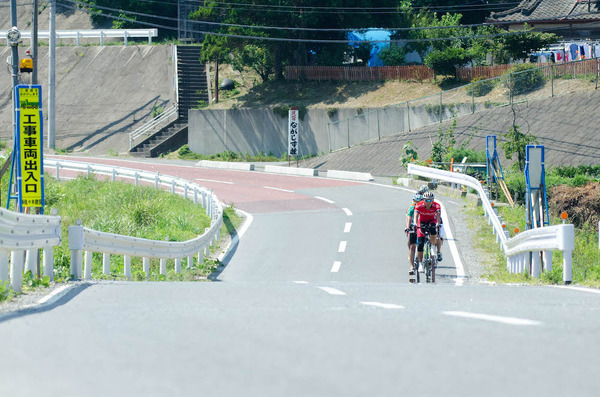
xmin=338 ymin=241 xmax=347 ymax=253
xmin=264 ymin=186 xmax=294 ymax=193
xmin=343 ymin=208 xmax=353 ymax=216
xmin=331 ymin=261 xmax=342 ymax=273
xmin=293 ymin=281 xmax=309 ymax=284
xmin=195 ymin=178 xmax=234 ymax=185
xmin=361 ymin=302 xmax=405 ymax=310
xmin=315 ymin=196 xmax=335 ymax=204
xmin=443 ymin=311 xmax=542 ymax=326
xmin=318 ymin=287 xmax=347 ymax=296
xmin=344 ymin=222 xmax=352 ymax=233
xmin=551 ymin=285 xmax=600 ymax=295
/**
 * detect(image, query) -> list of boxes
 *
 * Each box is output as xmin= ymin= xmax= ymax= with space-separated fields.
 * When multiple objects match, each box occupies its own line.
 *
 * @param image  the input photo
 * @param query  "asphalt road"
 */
xmin=0 ymin=157 xmax=598 ymax=396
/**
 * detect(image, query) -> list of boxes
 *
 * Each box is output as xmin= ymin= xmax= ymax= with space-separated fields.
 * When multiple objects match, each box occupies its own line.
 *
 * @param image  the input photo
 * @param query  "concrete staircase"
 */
xmin=129 ymin=46 xmax=208 ymax=157
xmin=177 ymin=46 xmax=209 ymax=123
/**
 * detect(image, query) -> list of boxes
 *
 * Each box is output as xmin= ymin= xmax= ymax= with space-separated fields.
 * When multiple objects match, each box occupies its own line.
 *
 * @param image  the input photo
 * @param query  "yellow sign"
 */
xmin=18 ymin=87 xmax=42 ymax=208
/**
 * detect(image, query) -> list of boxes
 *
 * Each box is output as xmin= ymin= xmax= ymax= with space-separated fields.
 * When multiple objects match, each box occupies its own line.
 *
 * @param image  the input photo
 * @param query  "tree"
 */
xmin=230 ymin=45 xmax=274 ymax=82
xmin=379 ymin=45 xmax=408 ymax=66
xmin=498 ymin=26 xmax=559 ymax=62
xmin=502 ymin=125 xmax=537 ymax=171
xmin=189 ymin=0 xmax=404 ymax=78
xmin=424 ymin=47 xmax=470 ymax=77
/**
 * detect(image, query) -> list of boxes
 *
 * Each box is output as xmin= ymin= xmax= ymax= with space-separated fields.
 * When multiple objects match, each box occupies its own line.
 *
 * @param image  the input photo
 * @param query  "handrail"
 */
xmin=407 ymin=164 xmax=574 ymax=284
xmin=44 ymin=158 xmax=223 ymax=281
xmin=0 ymin=207 xmax=61 ymax=293
xmin=129 ymin=104 xmax=178 ymax=149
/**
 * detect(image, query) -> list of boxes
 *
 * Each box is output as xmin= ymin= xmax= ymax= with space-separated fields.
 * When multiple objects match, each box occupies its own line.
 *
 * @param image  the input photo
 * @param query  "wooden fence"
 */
xmin=457 ymin=59 xmax=600 ymax=81
xmin=284 ymin=65 xmax=435 ymax=81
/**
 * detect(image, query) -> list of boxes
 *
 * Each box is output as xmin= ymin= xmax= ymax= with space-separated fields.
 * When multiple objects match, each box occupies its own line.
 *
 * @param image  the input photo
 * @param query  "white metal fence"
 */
xmin=1 ymin=29 xmax=158 ymax=46
xmin=408 ymin=164 xmax=575 ymax=284
xmin=44 ymin=159 xmax=223 ymax=281
xmin=0 ymin=207 xmax=61 ymax=293
xmin=129 ymin=104 xmax=178 ymax=149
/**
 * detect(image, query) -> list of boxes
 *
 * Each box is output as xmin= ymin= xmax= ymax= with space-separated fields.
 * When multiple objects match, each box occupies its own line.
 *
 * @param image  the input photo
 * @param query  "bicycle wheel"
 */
xmin=431 ymin=256 xmax=436 ymax=283
xmin=424 ymin=242 xmax=431 ymax=283
xmin=414 ymin=258 xmax=420 ymax=283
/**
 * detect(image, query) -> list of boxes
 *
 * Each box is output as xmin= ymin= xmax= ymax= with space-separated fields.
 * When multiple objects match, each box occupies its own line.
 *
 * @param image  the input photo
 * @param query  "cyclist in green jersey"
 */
xmin=405 ymin=193 xmax=422 ymax=275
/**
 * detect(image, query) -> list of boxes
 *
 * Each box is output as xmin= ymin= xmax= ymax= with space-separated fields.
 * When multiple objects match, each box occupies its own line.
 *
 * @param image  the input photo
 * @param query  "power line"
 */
xmin=59 ymin=0 xmax=521 ymax=33
xmin=58 ymin=1 xmax=571 ymax=45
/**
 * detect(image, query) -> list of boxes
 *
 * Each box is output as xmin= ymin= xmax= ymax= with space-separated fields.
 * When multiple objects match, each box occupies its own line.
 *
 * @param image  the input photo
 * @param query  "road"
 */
xmin=0 ymin=157 xmax=598 ymax=396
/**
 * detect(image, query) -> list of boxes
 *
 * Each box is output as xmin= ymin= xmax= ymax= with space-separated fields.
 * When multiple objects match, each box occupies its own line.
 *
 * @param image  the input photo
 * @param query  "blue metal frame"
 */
xmin=524 ymin=145 xmax=549 ymax=229
xmin=7 ymin=85 xmax=45 ymax=213
xmin=486 ymin=135 xmax=507 ymax=194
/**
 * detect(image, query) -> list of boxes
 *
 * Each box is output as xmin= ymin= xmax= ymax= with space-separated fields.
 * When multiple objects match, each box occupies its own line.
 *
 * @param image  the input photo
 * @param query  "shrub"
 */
xmin=466 ymin=77 xmax=495 ymax=97
xmin=503 ymin=63 xmax=545 ymax=96
xmin=424 ymin=47 xmax=470 ymax=77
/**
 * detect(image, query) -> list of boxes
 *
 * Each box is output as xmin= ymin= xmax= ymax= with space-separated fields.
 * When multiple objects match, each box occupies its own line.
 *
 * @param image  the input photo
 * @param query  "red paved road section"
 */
xmin=45 ymin=156 xmax=360 ymax=214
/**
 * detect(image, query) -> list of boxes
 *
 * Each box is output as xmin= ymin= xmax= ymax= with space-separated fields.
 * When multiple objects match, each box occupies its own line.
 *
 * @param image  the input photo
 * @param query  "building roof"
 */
xmin=489 ymin=0 xmax=600 ymax=24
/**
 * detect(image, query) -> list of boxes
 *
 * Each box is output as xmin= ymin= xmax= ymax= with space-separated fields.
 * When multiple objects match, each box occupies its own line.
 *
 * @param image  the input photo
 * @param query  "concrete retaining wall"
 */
xmin=188 ymin=103 xmax=487 ymax=157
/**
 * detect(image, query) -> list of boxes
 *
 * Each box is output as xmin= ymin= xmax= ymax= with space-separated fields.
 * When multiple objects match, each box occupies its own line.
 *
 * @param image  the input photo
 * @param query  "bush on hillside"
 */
xmin=503 ymin=63 xmax=545 ymax=96
xmin=466 ymin=77 xmax=495 ymax=97
xmin=424 ymin=47 xmax=470 ymax=77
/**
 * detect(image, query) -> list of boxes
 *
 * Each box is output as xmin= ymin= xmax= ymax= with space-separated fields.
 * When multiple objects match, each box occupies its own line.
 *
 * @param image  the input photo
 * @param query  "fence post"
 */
xmin=112 ymin=169 xmax=116 ymax=182
xmin=194 ymin=187 xmax=198 ymax=204
xmin=43 ymin=248 xmax=55 ymax=281
xmin=184 ymin=184 xmax=188 ymax=200
xmin=25 ymin=249 xmax=37 ymax=277
xmin=134 ymin=172 xmax=139 ymax=186
xmin=531 ymin=252 xmax=541 ymax=278
xmin=406 ymin=101 xmax=411 ymax=132
xmin=596 ymin=58 xmax=600 ymax=89
xmin=124 ymin=255 xmax=131 ymax=280
xmin=10 ymin=250 xmax=25 ymax=293
xmin=175 ymin=258 xmax=181 ymax=273
xmin=56 ymin=163 xmax=60 ymax=181
xmin=100 ymin=31 xmax=104 ymax=46
xmin=543 ymin=250 xmax=552 ymax=272
xmin=155 ymin=175 xmax=159 ymax=189
xmin=187 ymin=255 xmax=193 ymax=268
xmin=549 ymin=64 xmax=553 ymax=97
xmin=347 ymin=118 xmax=350 ymax=148
xmin=124 ymin=31 xmax=128 ymax=46
xmin=439 ymin=92 xmax=443 ymax=123
xmin=160 ymin=258 xmax=166 ymax=275
xmin=171 ymin=180 xmax=176 ymax=194
xmin=563 ymin=250 xmax=572 ymax=285
xmin=143 ymin=257 xmax=150 ymax=280
xmin=471 ymin=82 xmax=475 ymax=113
xmin=68 ymin=223 xmax=84 ymax=279
xmin=103 ymin=253 xmax=110 ymax=274
xmin=0 ymin=249 xmax=9 ymax=282
xmin=84 ymin=251 xmax=92 ymax=280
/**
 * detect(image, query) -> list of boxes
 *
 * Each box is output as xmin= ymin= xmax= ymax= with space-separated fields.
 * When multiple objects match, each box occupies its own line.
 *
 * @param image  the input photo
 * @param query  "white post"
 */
xmin=102 ymin=253 xmax=110 ymax=274
xmin=87 ymin=165 xmax=91 ymax=178
xmin=84 ymin=251 xmax=92 ymax=280
xmin=124 ymin=255 xmax=131 ymax=280
xmin=160 ymin=258 xmax=166 ymax=275
xmin=563 ymin=250 xmax=572 ymax=285
xmin=187 ymin=255 xmax=193 ymax=268
xmin=76 ymin=31 xmax=80 ymax=46
xmin=148 ymin=30 xmax=152 ymax=45
xmin=171 ymin=180 xmax=175 ymax=194
xmin=531 ymin=251 xmax=540 ymax=278
xmin=43 ymin=248 xmax=54 ymax=282
xmin=70 ymin=249 xmax=82 ymax=279
xmin=0 ymin=249 xmax=9 ymax=282
xmin=124 ymin=31 xmax=128 ymax=46
xmin=194 ymin=188 xmax=198 ymax=204
xmin=155 ymin=175 xmax=159 ymax=189
xmin=25 ymin=249 xmax=37 ymax=276
xmin=143 ymin=257 xmax=150 ymax=280
xmin=202 ymin=191 xmax=206 ymax=207
xmin=184 ymin=184 xmax=188 ymax=200
xmin=543 ymin=251 xmax=552 ymax=272
xmin=69 ymin=224 xmax=84 ymax=278
xmin=175 ymin=258 xmax=181 ymax=273
xmin=134 ymin=172 xmax=139 ymax=186
xmin=197 ymin=250 xmax=203 ymax=266
xmin=10 ymin=250 xmax=25 ymax=293
xmin=100 ymin=30 xmax=104 ymax=46
xmin=56 ymin=163 xmax=60 ymax=181
xmin=112 ymin=169 xmax=116 ymax=182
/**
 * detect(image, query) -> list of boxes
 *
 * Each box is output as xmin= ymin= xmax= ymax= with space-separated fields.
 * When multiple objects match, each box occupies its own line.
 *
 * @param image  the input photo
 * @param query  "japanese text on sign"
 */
xmin=288 ymin=108 xmax=299 ymax=156
xmin=18 ymin=87 xmax=43 ymax=207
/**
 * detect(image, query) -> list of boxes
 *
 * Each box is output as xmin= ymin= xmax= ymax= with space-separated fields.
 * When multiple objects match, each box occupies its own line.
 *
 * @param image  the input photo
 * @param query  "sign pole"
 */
xmin=287 ymin=107 xmax=299 ymax=167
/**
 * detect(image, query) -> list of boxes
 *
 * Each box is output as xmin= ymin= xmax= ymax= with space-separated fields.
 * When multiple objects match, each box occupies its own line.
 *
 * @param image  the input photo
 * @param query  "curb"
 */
xmin=326 ymin=170 xmax=374 ymax=181
xmin=196 ymin=160 xmax=255 ymax=171
xmin=264 ymin=165 xmax=318 ymax=177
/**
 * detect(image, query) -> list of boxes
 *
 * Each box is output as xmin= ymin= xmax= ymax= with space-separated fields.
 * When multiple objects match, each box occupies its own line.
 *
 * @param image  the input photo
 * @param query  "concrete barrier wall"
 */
xmin=188 ymin=104 xmax=486 ymax=156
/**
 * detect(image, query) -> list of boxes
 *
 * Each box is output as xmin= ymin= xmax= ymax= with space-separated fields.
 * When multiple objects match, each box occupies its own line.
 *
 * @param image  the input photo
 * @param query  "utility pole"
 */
xmin=9 ymin=0 xmax=19 ymax=89
xmin=48 ymin=0 xmax=56 ymax=149
xmin=32 ymin=0 xmax=38 ymax=84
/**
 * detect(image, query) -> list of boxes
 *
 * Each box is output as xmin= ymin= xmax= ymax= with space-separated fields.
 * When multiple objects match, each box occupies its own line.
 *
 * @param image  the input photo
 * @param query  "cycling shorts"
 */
xmin=417 ymin=221 xmax=437 ymax=238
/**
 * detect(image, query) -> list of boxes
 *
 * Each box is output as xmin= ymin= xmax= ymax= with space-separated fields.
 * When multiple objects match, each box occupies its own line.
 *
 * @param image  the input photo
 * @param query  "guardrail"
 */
xmin=44 ymin=159 xmax=223 ymax=281
xmin=0 ymin=207 xmax=61 ymax=293
xmin=408 ymin=164 xmax=574 ymax=284
xmin=129 ymin=104 xmax=178 ymax=149
xmin=1 ymin=29 xmax=158 ymax=46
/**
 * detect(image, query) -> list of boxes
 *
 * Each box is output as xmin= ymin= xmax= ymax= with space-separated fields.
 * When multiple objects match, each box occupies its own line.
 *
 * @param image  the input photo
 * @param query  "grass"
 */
xmin=465 ymin=202 xmax=600 ymax=287
xmin=175 ymin=145 xmax=317 ymax=162
xmin=0 ymin=170 xmax=243 ymax=302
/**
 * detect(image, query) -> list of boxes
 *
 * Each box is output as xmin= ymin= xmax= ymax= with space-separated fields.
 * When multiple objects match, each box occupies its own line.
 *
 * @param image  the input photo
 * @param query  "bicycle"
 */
xmin=419 ymin=225 xmax=437 ymax=283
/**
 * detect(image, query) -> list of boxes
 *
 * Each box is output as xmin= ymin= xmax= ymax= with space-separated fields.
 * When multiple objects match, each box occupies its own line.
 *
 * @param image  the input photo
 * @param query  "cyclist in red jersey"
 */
xmin=414 ymin=191 xmax=442 ymax=272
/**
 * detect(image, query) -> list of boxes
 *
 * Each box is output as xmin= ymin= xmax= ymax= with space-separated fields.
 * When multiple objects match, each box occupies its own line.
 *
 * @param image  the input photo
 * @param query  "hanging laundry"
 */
xmin=595 ymin=44 xmax=600 ymax=59
xmin=569 ymin=43 xmax=579 ymax=61
xmin=553 ymin=50 xmax=564 ymax=63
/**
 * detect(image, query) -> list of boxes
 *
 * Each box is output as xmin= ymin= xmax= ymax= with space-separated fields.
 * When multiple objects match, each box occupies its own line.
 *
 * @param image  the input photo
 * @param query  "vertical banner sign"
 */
xmin=288 ymin=107 xmax=299 ymax=156
xmin=16 ymin=85 xmax=44 ymax=209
